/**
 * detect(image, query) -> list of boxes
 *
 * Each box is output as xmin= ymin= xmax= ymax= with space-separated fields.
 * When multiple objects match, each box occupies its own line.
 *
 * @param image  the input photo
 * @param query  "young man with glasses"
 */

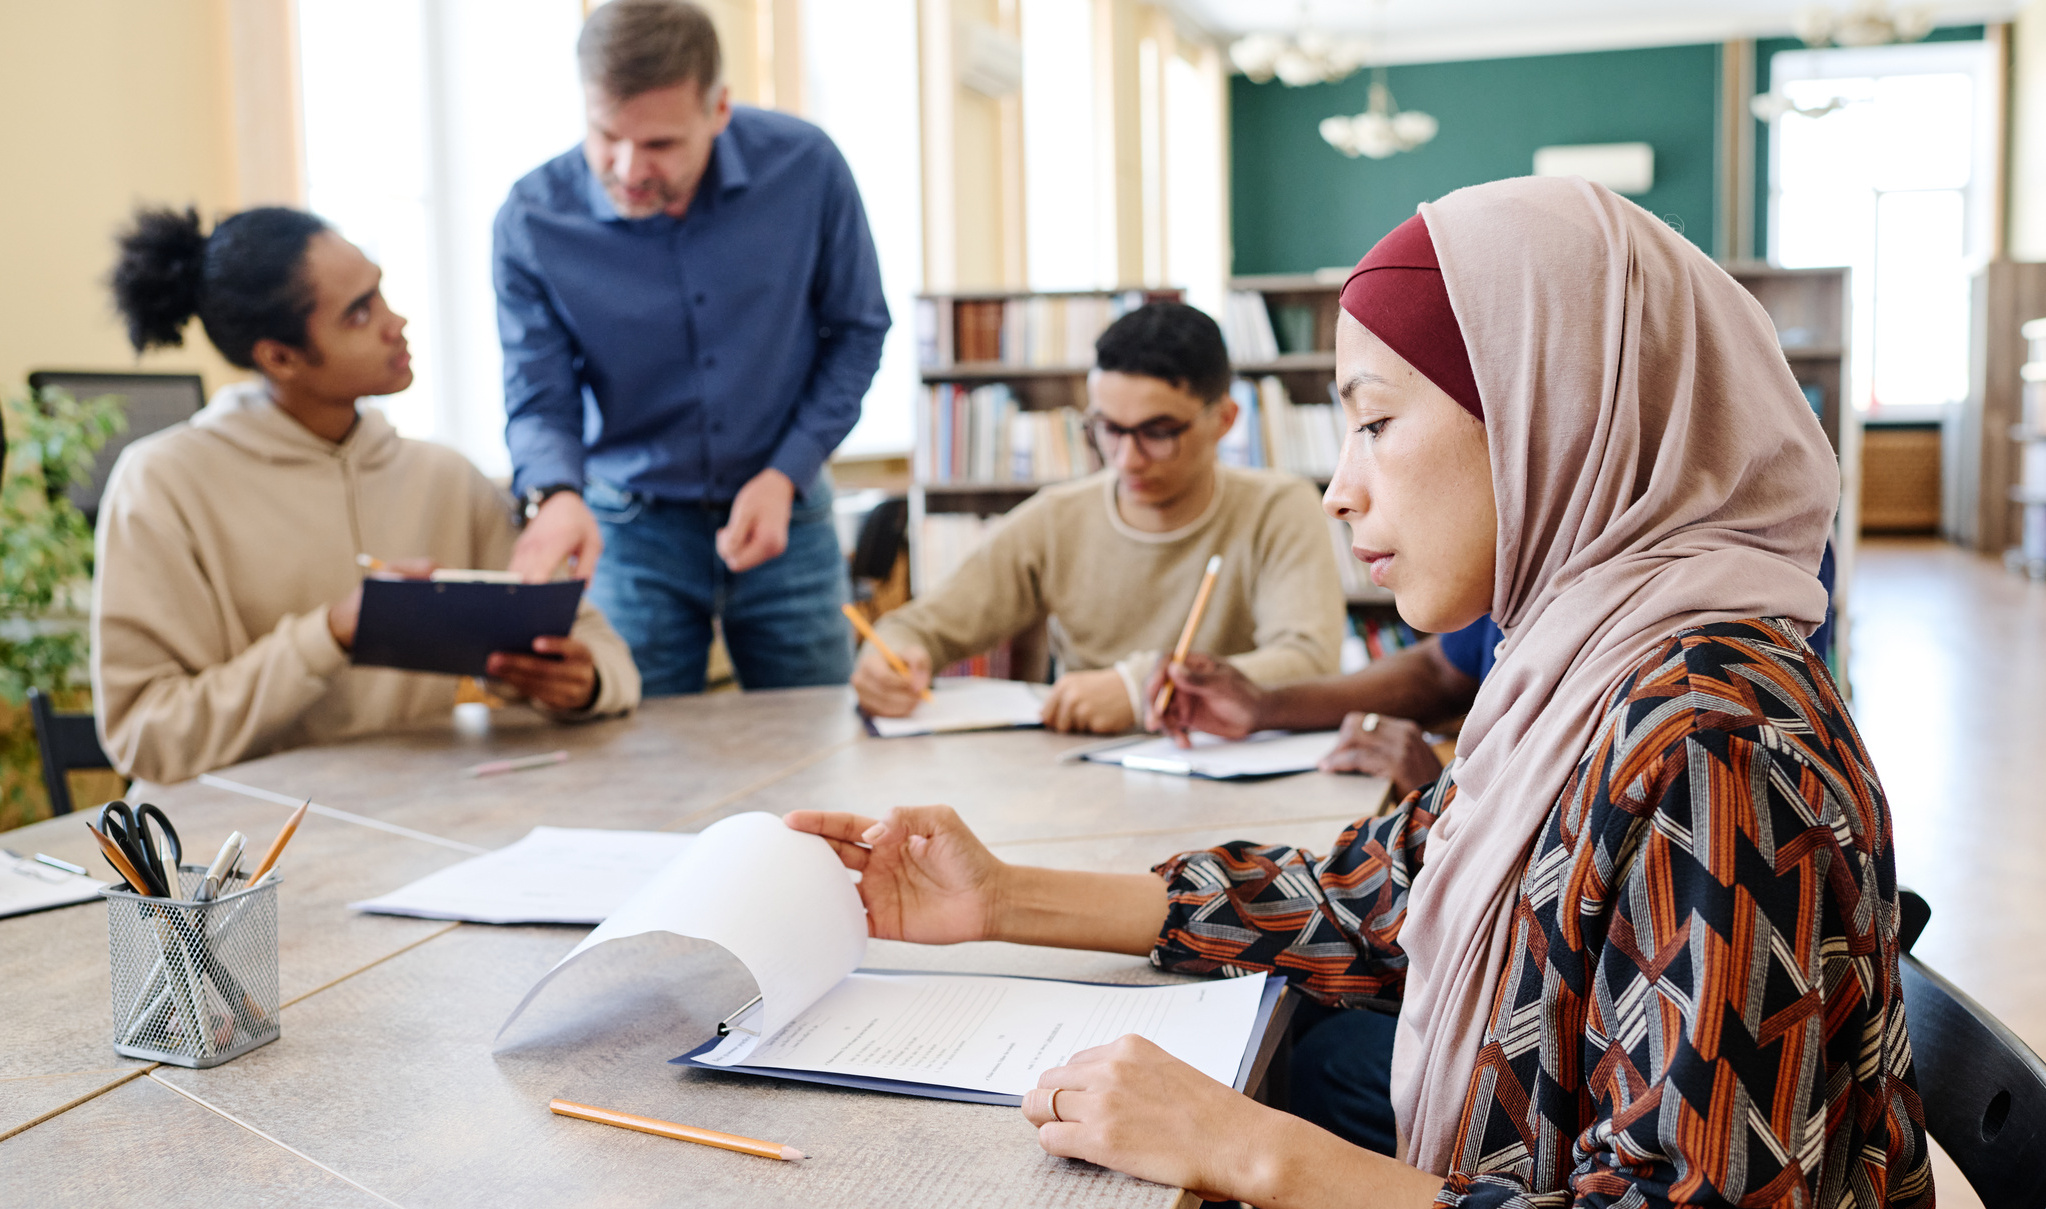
xmin=854 ymin=302 xmax=1344 ymax=733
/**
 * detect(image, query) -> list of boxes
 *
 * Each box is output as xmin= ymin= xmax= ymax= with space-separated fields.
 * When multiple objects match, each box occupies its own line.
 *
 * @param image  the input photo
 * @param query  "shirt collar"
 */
xmin=579 ymin=119 xmax=752 ymax=224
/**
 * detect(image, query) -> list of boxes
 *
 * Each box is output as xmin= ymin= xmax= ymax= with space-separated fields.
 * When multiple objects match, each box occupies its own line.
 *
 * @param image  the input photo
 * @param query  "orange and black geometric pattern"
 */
xmin=1152 ymin=619 xmax=1932 ymax=1208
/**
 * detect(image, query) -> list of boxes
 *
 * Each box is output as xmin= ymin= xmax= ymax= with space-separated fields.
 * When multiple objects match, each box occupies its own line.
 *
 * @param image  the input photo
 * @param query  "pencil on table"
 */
xmin=839 ymin=603 xmax=934 ymax=701
xmin=246 ymin=799 xmax=309 ymax=886
xmin=1151 ymin=554 xmax=1223 ymax=718
xmin=549 ymin=1098 xmax=805 ymax=1161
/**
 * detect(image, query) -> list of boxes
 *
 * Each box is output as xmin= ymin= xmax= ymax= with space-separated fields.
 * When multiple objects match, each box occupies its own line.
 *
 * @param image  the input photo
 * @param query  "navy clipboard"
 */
xmin=670 ymin=971 xmax=1291 ymax=1107
xmin=351 ymin=578 xmax=583 ymax=677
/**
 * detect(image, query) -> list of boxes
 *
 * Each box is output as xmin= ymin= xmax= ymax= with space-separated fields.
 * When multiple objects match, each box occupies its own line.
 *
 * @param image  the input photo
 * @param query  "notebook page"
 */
xmin=348 ymin=827 xmax=693 ymax=925
xmin=868 ymin=677 xmax=1048 ymax=738
xmin=698 ymin=971 xmax=1268 ymax=1096
xmin=0 ymin=850 xmax=106 ymax=919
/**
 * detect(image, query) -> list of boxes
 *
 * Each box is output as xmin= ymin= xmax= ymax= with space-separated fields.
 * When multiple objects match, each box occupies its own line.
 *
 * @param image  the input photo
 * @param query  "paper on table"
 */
xmin=867 ymin=676 xmax=1047 ymax=738
xmin=0 ymin=850 xmax=107 ymax=919
xmin=348 ymin=827 xmax=694 ymax=925
xmin=1085 ymin=729 xmax=1342 ymax=779
xmin=697 ymin=970 xmax=1268 ymax=1096
xmin=498 ymin=812 xmax=866 ymax=1042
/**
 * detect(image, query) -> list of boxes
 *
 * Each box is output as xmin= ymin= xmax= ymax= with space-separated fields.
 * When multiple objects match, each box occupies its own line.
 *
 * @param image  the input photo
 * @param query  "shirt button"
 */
xmin=703 ymin=355 xmax=717 ymax=368
xmin=694 ymin=293 xmax=707 ymax=305
xmin=711 ymin=420 xmax=725 ymax=434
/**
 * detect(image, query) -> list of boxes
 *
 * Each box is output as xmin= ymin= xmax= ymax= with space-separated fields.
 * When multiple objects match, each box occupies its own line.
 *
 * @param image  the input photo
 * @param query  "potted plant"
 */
xmin=1 ymin=386 xmax=124 ymax=829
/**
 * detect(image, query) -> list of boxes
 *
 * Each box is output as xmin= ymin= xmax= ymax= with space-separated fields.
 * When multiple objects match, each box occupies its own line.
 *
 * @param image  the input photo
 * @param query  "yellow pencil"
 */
xmin=549 ymin=1098 xmax=805 ymax=1162
xmin=840 ymin=603 xmax=934 ymax=701
xmin=1151 ymin=554 xmax=1223 ymax=718
xmin=246 ymin=800 xmax=309 ymax=886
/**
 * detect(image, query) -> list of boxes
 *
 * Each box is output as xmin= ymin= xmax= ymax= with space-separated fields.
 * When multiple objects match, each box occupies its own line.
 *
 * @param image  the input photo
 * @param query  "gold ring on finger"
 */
xmin=1048 ymin=1087 xmax=1064 ymax=1123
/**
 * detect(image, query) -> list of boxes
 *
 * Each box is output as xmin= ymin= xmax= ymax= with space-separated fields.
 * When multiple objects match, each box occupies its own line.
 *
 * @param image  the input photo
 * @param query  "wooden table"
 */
xmin=0 ymin=690 xmax=1387 ymax=1208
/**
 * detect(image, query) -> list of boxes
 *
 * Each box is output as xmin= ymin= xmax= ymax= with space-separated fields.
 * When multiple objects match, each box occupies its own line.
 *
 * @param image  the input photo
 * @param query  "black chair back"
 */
xmin=27 ymin=370 xmax=205 ymax=525
xmin=849 ymin=496 xmax=910 ymax=584
xmin=1897 ymin=889 xmax=2046 ymax=1206
xmin=25 ymin=687 xmax=113 ymax=818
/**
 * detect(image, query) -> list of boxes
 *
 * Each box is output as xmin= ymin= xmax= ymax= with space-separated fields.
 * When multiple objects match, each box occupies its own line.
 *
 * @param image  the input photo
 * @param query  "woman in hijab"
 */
xmin=787 ymin=177 xmax=1930 ymax=1207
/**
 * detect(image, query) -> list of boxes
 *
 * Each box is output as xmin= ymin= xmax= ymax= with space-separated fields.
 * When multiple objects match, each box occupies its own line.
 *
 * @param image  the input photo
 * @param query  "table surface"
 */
xmin=0 ymin=689 xmax=1388 ymax=1208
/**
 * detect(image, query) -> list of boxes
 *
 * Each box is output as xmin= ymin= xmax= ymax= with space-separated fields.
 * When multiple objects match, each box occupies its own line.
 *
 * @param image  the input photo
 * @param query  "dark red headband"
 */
xmin=1338 ymin=214 xmax=1483 ymax=423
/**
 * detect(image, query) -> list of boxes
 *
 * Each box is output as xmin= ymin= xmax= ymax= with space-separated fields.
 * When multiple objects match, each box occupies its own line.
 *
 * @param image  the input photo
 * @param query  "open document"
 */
xmin=1 ymin=849 xmax=106 ymax=919
xmin=1084 ymin=730 xmax=1343 ymax=779
xmin=866 ymin=676 xmax=1047 ymax=738
xmin=349 ymin=827 xmax=694 ymax=925
xmin=497 ymin=812 xmax=1279 ymax=1106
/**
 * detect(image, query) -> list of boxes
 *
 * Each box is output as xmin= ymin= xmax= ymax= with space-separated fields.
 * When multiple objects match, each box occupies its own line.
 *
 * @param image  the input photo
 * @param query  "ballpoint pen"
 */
xmin=196 ymin=832 xmax=246 ymax=903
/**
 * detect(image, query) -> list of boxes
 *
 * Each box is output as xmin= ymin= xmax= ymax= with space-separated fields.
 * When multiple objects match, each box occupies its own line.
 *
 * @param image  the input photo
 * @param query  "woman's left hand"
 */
xmin=1020 ymin=1035 xmax=1267 ymax=1203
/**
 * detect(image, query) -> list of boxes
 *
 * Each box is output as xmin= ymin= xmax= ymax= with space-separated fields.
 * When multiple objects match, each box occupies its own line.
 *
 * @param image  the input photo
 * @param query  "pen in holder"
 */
xmin=103 ymin=866 xmax=281 ymax=1067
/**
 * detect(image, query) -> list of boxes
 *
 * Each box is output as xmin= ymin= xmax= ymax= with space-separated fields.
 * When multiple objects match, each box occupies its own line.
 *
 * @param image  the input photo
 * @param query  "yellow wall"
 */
xmin=0 ymin=0 xmax=243 ymax=414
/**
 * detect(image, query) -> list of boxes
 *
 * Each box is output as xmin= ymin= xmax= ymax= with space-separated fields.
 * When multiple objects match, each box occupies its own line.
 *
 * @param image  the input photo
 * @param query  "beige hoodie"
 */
xmin=90 ymin=382 xmax=640 ymax=784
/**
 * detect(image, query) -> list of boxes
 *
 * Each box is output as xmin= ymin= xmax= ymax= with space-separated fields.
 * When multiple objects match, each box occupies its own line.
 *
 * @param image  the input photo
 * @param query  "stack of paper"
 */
xmin=1084 ymin=730 xmax=1342 ymax=780
xmin=349 ymin=827 xmax=693 ymax=925
xmin=0 ymin=850 xmax=106 ymax=919
xmin=867 ymin=676 xmax=1047 ymax=738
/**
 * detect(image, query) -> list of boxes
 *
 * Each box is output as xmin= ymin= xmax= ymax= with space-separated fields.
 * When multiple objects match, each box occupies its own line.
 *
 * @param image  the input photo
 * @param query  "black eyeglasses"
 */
xmin=1083 ymin=412 xmax=1203 ymax=462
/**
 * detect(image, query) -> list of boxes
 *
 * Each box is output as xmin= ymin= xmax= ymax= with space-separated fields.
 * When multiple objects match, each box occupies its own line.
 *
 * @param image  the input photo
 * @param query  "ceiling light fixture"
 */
xmin=1793 ymin=1 xmax=1936 ymax=47
xmin=1228 ymin=29 xmax=1373 ymax=88
xmin=1320 ymin=67 xmax=1437 ymax=159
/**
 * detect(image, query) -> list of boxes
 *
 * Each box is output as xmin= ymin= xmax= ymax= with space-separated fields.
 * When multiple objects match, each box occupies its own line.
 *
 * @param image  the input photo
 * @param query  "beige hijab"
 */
xmin=1387 ymin=177 xmax=1838 ymax=1174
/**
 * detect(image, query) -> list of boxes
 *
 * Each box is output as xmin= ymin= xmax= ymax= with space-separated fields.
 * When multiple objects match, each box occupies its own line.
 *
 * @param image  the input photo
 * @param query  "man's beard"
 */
xmin=600 ymin=172 xmax=681 ymax=218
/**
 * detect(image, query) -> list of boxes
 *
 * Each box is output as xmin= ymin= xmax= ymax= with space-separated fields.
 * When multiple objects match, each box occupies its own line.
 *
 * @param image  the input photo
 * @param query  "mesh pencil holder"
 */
xmin=104 ymin=867 xmax=281 ymax=1068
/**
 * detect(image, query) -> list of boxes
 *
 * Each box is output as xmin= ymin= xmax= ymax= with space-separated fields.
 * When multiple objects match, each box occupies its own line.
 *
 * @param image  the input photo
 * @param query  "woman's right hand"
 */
xmin=783 ymin=806 xmax=1004 ymax=945
xmin=1145 ymin=652 xmax=1266 ymax=745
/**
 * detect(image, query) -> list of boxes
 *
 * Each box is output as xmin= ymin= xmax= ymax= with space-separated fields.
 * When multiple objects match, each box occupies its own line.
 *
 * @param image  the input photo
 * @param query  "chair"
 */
xmin=1897 ymin=888 xmax=2046 ymax=1206
xmin=27 ymin=370 xmax=204 ymax=525
xmin=26 ymin=687 xmax=113 ymax=817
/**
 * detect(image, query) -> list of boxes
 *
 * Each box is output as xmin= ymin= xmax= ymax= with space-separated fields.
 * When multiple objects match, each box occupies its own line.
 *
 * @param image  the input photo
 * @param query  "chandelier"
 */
xmin=1228 ymin=30 xmax=1373 ymax=88
xmin=1319 ymin=68 xmax=1437 ymax=159
xmin=1793 ymin=1 xmax=1935 ymax=47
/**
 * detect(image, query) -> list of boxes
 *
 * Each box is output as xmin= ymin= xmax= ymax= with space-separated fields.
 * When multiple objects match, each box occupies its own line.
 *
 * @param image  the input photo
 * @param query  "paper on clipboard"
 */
xmin=865 ymin=676 xmax=1048 ymax=738
xmin=348 ymin=827 xmax=693 ymax=925
xmin=1083 ymin=729 xmax=1341 ymax=779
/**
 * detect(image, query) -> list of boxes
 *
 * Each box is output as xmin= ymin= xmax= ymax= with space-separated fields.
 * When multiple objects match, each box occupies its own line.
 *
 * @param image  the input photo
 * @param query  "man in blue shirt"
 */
xmin=495 ymin=0 xmax=888 ymax=693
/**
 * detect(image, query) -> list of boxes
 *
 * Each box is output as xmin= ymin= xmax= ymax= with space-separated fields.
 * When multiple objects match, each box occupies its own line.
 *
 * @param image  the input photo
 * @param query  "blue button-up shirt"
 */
xmin=493 ymin=106 xmax=889 ymax=502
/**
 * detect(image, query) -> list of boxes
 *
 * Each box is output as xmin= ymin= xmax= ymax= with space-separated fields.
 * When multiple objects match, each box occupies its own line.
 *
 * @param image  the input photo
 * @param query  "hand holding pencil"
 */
xmin=844 ymin=604 xmax=935 ymax=716
xmin=1148 ymin=555 xmax=1223 ymax=727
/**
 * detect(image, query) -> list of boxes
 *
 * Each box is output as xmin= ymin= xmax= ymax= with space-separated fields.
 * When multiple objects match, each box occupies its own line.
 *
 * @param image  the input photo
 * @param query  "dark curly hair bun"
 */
xmin=111 ymin=206 xmax=209 ymax=354
xmin=107 ymin=204 xmax=329 ymax=369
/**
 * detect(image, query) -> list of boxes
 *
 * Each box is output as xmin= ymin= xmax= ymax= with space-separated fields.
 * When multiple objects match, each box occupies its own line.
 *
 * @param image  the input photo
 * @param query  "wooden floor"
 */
xmin=1850 ymin=538 xmax=2046 ymax=1207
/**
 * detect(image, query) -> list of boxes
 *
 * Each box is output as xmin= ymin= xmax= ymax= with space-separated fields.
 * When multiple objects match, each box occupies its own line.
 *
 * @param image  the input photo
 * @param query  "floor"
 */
xmin=1848 ymin=537 xmax=2046 ymax=1206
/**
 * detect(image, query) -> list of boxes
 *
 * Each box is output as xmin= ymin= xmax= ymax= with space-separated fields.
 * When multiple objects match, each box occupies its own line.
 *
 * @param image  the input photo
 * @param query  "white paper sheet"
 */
xmin=699 ymin=970 xmax=1268 ymax=1096
xmin=348 ymin=827 xmax=694 ymax=924
xmin=1085 ymin=729 xmax=1342 ymax=779
xmin=498 ymin=812 xmax=867 ymax=1042
xmin=0 ymin=850 xmax=106 ymax=919
xmin=868 ymin=676 xmax=1047 ymax=738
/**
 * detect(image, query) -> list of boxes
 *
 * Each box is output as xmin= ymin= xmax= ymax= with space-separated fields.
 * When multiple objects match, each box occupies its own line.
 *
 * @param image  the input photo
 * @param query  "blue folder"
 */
xmin=671 ymin=970 xmax=1292 ymax=1107
xmin=351 ymin=578 xmax=583 ymax=677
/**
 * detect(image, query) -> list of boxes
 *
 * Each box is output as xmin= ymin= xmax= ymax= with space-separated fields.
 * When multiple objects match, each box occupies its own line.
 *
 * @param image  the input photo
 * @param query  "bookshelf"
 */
xmin=1722 ymin=264 xmax=1856 ymax=676
xmin=2012 ymin=318 xmax=2046 ymax=580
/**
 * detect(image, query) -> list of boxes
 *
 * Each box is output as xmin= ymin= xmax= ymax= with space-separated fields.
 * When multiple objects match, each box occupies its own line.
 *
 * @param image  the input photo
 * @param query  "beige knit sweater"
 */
xmin=90 ymin=382 xmax=640 ymax=784
xmin=875 ymin=466 xmax=1344 ymax=707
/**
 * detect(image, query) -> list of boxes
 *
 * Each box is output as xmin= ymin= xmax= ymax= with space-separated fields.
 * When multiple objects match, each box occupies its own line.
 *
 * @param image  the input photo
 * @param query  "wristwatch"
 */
xmin=523 ymin=484 xmax=580 ymax=522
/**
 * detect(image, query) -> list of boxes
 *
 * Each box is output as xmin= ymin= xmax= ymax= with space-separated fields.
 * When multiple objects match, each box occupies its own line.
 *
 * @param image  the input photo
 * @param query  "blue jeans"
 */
xmin=1286 ymin=1002 xmax=1399 ymax=1156
xmin=585 ymin=473 xmax=854 ymax=696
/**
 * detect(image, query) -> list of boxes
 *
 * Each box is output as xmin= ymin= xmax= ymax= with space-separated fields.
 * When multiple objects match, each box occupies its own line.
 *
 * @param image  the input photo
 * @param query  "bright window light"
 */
xmin=1768 ymin=41 xmax=1996 ymax=420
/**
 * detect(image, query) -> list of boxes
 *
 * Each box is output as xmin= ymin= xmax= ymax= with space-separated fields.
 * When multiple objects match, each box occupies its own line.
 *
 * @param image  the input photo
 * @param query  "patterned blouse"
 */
xmin=1151 ymin=619 xmax=1933 ymax=1208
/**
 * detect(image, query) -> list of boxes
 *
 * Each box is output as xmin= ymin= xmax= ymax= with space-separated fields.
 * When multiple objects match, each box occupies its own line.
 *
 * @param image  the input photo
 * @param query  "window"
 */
xmin=299 ymin=0 xmax=589 ymax=475
xmin=1768 ymin=41 xmax=1998 ymax=420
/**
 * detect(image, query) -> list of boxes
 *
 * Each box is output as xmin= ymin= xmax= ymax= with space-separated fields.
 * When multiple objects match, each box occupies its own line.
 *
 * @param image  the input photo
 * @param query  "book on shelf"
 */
xmin=1251 ymin=375 xmax=1347 ymax=480
xmin=915 ymin=384 xmax=1100 ymax=485
xmin=917 ymin=512 xmax=1005 ymax=594
xmin=1222 ymin=291 xmax=1281 ymax=364
xmin=918 ymin=291 xmax=1161 ymax=368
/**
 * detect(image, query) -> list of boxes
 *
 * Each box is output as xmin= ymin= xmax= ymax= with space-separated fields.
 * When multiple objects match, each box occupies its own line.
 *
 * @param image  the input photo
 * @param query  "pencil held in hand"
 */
xmin=840 ymin=604 xmax=933 ymax=701
xmin=1152 ymin=554 xmax=1223 ymax=718
xmin=549 ymin=1098 xmax=805 ymax=1161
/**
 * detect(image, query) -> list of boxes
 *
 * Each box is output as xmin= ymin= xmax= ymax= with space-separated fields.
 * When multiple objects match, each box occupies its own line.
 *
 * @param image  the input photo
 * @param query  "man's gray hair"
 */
xmin=578 ymin=0 xmax=723 ymax=101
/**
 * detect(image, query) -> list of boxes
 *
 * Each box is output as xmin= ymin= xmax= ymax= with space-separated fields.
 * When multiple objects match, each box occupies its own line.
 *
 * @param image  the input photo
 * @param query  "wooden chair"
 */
xmin=25 ymin=687 xmax=112 ymax=817
xmin=1897 ymin=888 xmax=2046 ymax=1206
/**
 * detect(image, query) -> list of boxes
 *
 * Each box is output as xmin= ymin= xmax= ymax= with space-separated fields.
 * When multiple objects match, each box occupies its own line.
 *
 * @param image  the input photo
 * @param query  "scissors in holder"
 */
xmin=96 ymin=802 xmax=182 ymax=898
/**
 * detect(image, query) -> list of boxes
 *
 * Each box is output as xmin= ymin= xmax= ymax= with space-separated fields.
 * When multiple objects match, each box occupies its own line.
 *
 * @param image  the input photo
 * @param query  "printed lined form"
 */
xmin=703 ymin=971 xmax=1266 ymax=1095
xmin=867 ymin=677 xmax=1048 ymax=738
